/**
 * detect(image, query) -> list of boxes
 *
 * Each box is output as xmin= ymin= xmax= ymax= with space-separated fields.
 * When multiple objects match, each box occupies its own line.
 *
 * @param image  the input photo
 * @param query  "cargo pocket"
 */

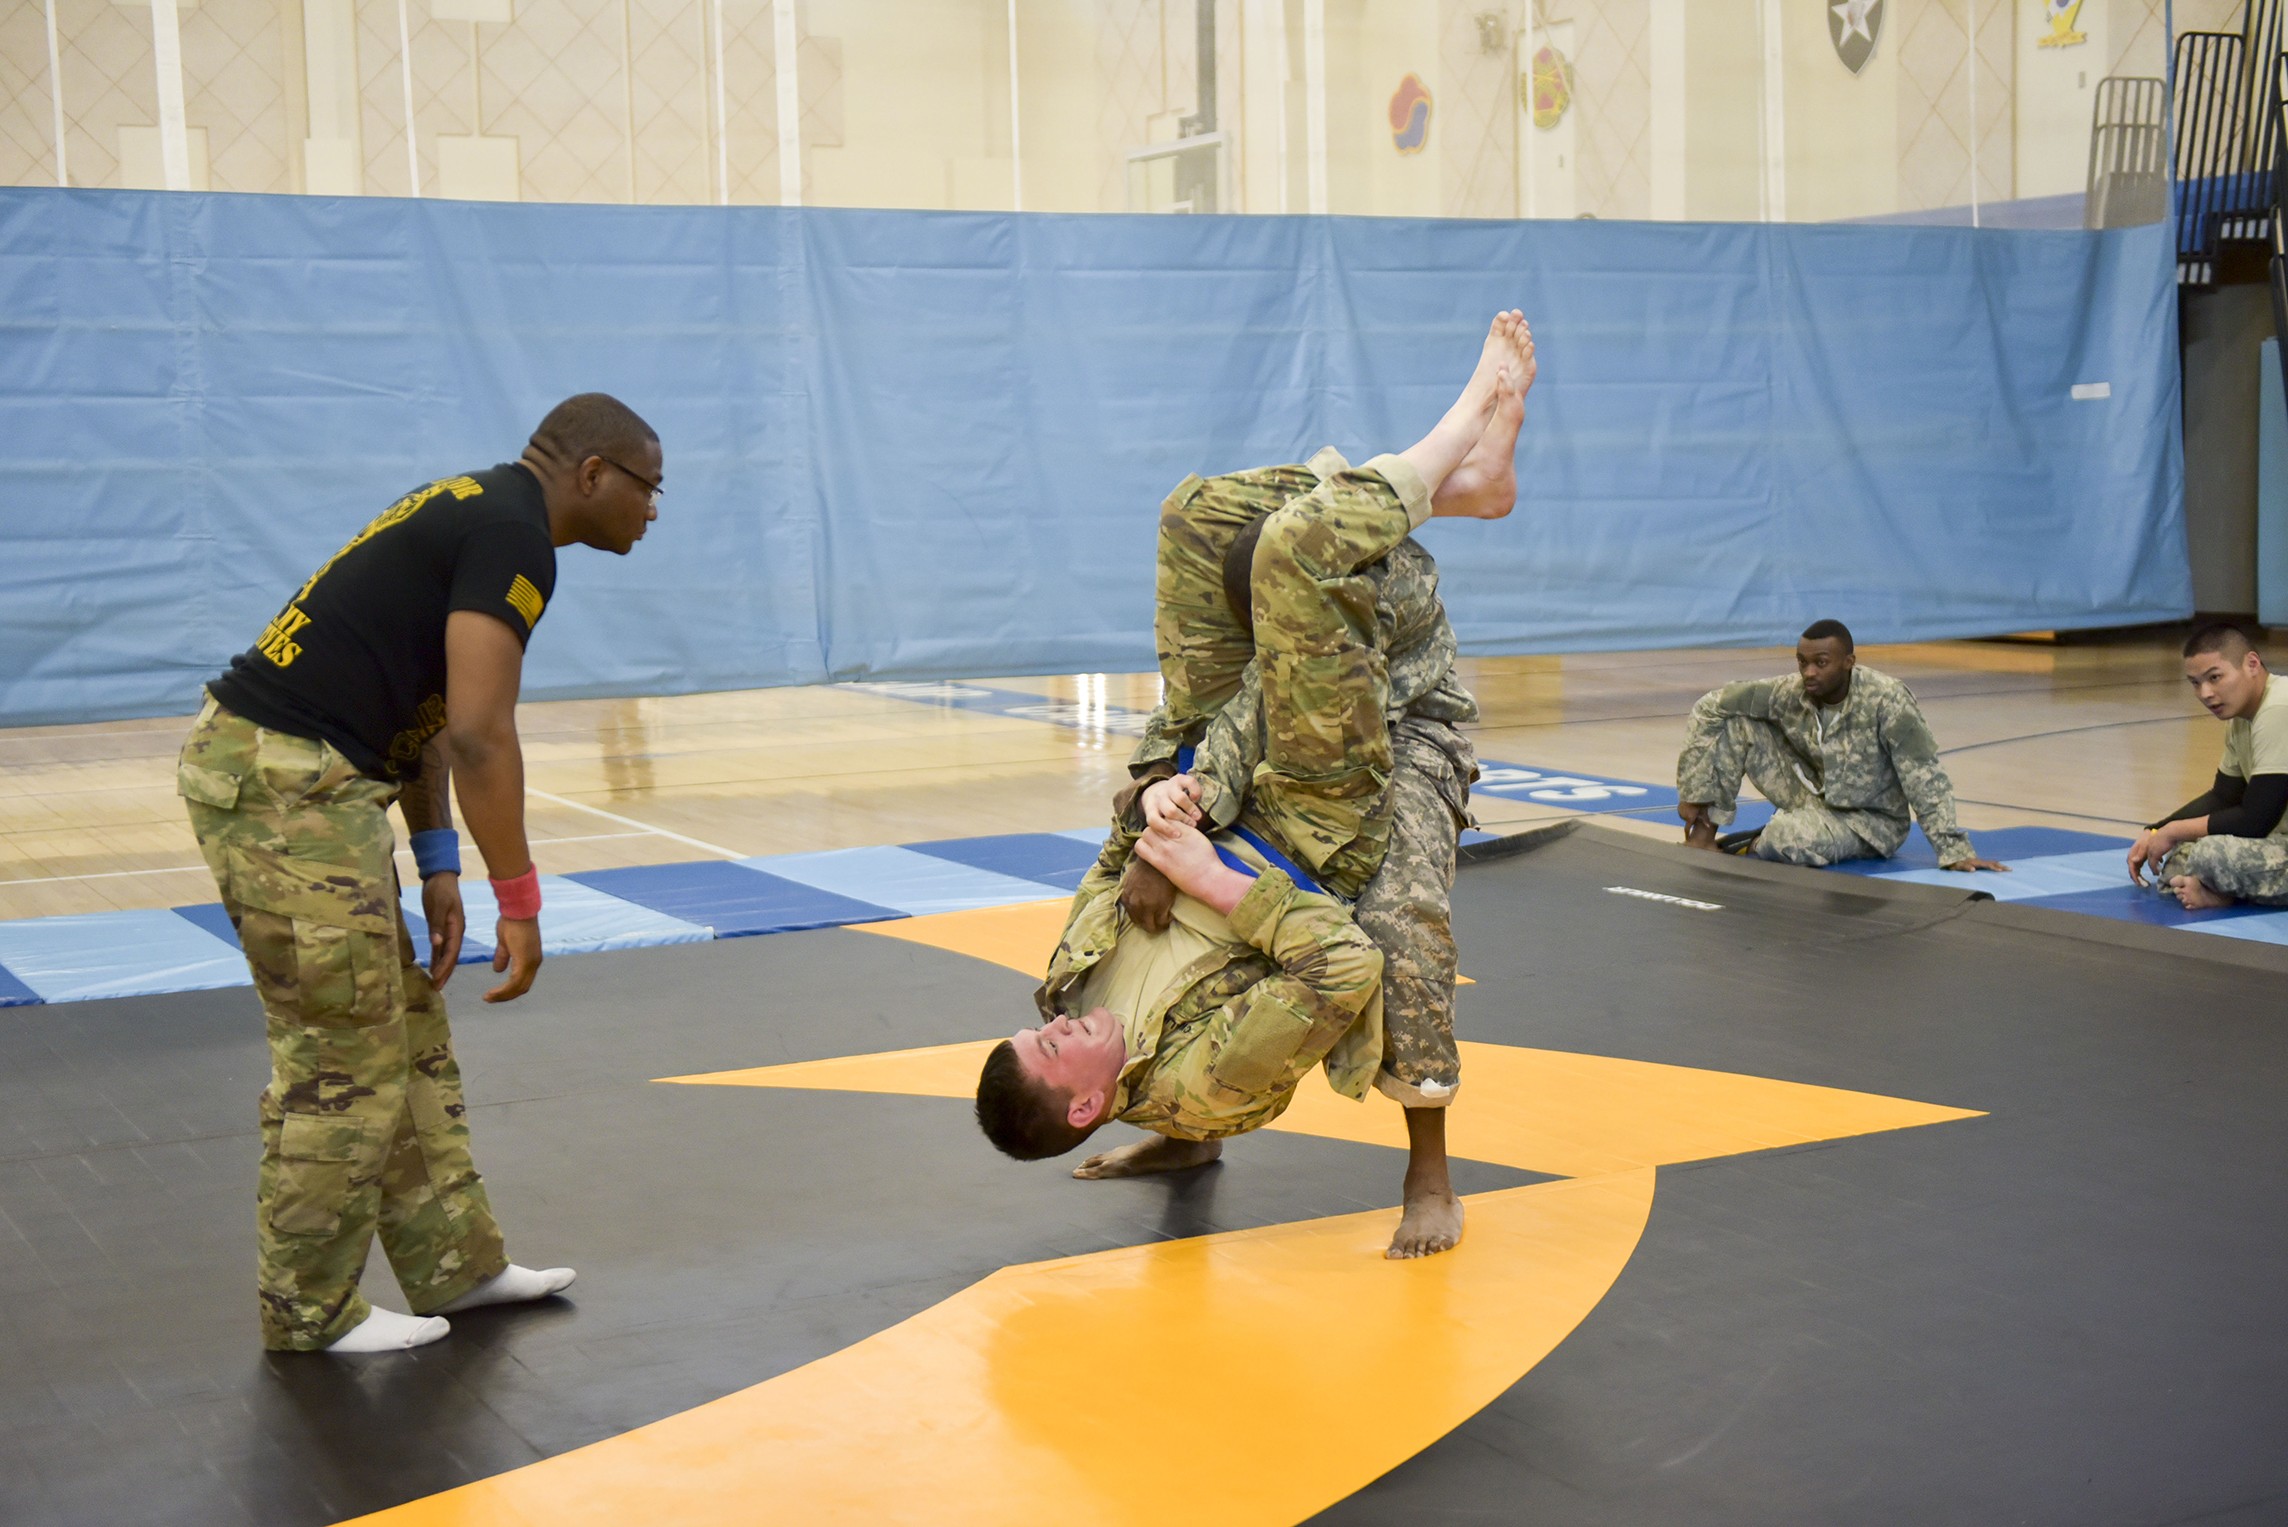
xmin=175 ymin=760 xmax=244 ymax=810
xmin=1207 ymin=993 xmax=1317 ymax=1096
xmin=270 ymin=1112 xmax=370 ymax=1236
xmin=289 ymin=920 xmax=400 ymax=1030
xmin=221 ymin=842 xmax=398 ymax=934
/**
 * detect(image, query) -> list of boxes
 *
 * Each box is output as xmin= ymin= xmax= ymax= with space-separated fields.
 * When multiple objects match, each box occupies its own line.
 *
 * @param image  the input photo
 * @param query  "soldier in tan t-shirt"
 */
xmin=2131 ymin=624 xmax=2288 ymax=908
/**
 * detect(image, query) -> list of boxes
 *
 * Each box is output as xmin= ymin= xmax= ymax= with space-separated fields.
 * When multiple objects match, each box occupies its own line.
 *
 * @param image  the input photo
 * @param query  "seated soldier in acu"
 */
xmin=2130 ymin=623 xmax=2288 ymax=909
xmin=1675 ymin=619 xmax=2006 ymax=873
xmin=973 ymin=316 xmax=1528 ymax=1261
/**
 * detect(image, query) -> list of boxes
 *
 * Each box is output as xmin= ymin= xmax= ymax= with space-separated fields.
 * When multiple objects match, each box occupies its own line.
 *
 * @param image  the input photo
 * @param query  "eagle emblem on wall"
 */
xmin=2040 ymin=0 xmax=2087 ymax=48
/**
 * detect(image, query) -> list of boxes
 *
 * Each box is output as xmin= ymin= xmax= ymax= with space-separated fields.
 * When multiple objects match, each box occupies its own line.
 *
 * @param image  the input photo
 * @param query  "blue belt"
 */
xmin=1174 ymin=747 xmax=1328 ymax=896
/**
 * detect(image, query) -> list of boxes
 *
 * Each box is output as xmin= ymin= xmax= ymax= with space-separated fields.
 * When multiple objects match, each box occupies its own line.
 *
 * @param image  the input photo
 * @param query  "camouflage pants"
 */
xmin=1678 ymin=715 xmax=1881 ymax=868
xmin=2164 ymin=836 xmax=2288 ymax=905
xmin=1151 ymin=463 xmax=1327 ymax=735
xmin=1240 ymin=467 xmax=1420 ymax=897
xmin=1356 ymin=717 xmax=1474 ymax=1108
xmin=177 ymin=698 xmax=506 ymax=1350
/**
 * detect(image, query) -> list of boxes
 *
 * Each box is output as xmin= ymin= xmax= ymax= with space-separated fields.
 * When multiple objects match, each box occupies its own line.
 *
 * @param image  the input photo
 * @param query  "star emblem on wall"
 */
xmin=1829 ymin=0 xmax=1884 ymax=75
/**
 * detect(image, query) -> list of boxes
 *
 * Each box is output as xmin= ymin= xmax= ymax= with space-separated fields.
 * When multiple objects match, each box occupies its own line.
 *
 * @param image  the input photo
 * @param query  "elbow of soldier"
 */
xmin=443 ymin=719 xmax=513 ymax=774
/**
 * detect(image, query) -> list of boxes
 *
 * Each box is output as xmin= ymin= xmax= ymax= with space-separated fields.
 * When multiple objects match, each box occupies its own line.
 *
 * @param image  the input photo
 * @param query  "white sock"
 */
xmin=434 ymin=1263 xmax=577 ymax=1314
xmin=328 ymin=1305 xmax=450 ymax=1353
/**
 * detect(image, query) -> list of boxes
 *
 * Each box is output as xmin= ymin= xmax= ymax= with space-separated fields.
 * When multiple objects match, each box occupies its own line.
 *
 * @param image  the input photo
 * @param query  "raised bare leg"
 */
xmin=1429 ymin=361 xmax=1527 ymax=521
xmin=1073 ymin=1132 xmax=1223 ymax=1180
xmin=1398 ymin=312 xmax=1522 ymax=498
xmin=1387 ymin=1107 xmax=1464 ymax=1259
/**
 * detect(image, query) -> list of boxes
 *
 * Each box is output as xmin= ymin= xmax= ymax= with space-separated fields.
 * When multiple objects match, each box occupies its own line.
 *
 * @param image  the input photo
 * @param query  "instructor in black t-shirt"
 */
xmin=177 ymin=393 xmax=662 ymax=1354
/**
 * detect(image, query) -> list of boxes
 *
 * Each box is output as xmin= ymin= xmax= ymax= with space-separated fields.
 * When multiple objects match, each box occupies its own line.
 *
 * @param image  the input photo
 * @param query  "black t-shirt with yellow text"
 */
xmin=209 ymin=463 xmax=556 ymax=782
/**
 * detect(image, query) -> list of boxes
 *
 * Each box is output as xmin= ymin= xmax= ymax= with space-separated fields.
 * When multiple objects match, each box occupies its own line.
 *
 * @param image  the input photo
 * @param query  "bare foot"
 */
xmin=1460 ymin=310 xmax=1520 ymax=416
xmin=2169 ymin=875 xmax=2234 ymax=910
xmin=1072 ymin=1133 xmax=1222 ymax=1179
xmin=1387 ymin=1184 xmax=1465 ymax=1259
xmin=1683 ymin=818 xmax=1718 ymax=851
xmin=1429 ymin=366 xmax=1524 ymax=520
xmin=1509 ymin=315 xmax=1537 ymax=400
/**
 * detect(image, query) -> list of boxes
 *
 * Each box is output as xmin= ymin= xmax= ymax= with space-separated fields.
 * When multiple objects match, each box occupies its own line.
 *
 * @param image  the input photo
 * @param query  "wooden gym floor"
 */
xmin=0 ymin=635 xmax=2225 ymax=916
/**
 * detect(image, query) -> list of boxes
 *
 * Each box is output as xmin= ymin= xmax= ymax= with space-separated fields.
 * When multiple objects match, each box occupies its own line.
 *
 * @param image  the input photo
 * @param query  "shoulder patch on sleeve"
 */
xmin=506 ymin=573 xmax=546 ymax=629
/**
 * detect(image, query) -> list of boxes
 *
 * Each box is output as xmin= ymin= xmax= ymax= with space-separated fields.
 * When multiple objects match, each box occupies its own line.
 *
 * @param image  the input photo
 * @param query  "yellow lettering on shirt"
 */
xmin=386 ymin=693 xmax=450 ymax=766
xmin=294 ymin=476 xmax=486 ymax=605
xmin=255 ymin=606 xmax=312 ymax=669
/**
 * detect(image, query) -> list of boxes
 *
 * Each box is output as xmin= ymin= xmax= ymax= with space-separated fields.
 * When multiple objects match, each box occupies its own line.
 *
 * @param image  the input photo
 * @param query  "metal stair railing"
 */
xmin=2086 ymin=76 xmax=2167 ymax=229
xmin=2173 ymin=0 xmax=2286 ymax=286
xmin=2268 ymin=52 xmax=2288 ymax=416
xmin=2175 ymin=29 xmax=2249 ymax=285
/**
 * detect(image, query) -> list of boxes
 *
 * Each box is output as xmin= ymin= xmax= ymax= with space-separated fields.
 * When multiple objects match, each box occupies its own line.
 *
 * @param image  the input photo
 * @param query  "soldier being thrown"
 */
xmin=973 ymin=315 xmax=1529 ymax=1260
xmin=177 ymin=394 xmax=661 ymax=1353
xmin=2129 ymin=623 xmax=2288 ymax=909
xmin=1674 ymin=619 xmax=2006 ymax=872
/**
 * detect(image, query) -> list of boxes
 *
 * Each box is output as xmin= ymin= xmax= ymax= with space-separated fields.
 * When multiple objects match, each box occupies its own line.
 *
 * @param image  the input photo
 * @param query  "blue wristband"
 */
xmin=410 ymin=829 xmax=461 ymax=879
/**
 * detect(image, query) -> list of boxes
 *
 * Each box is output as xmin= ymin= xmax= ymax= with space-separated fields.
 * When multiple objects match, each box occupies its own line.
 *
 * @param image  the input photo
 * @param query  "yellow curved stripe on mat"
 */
xmin=342 ymin=898 xmax=1981 ymax=1526
xmin=339 ymin=1171 xmax=1656 ymax=1527
xmin=661 ymin=1039 xmax=1981 ymax=1179
xmin=849 ymin=899 xmax=1475 ymax=984
xmin=851 ymin=898 xmax=1068 ymax=976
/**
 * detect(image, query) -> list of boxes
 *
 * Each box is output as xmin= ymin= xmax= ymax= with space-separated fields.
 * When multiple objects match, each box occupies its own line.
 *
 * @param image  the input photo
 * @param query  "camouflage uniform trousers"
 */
xmin=1240 ymin=462 xmax=1424 ymax=898
xmin=1151 ymin=463 xmax=1328 ymax=738
xmin=1355 ymin=716 xmax=1475 ymax=1108
xmin=1678 ymin=714 xmax=1882 ymax=868
xmin=2163 ymin=836 xmax=2288 ymax=905
xmin=176 ymin=697 xmax=507 ymax=1350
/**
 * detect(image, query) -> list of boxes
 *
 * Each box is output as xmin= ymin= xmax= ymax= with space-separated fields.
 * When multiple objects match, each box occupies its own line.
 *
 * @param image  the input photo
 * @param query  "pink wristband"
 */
xmin=490 ymin=866 xmax=542 ymax=920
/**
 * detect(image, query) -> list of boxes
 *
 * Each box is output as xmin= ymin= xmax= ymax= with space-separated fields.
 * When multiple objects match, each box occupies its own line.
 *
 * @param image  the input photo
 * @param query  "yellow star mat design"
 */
xmin=343 ymin=902 xmax=1980 ymax=1526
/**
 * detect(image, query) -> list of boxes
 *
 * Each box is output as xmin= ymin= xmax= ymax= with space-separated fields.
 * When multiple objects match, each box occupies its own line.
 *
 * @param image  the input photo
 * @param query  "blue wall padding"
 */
xmin=0 ymin=189 xmax=2189 ymax=727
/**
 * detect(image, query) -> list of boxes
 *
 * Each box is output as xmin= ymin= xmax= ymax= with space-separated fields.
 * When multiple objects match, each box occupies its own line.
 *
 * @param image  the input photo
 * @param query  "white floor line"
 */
xmin=0 ymin=863 xmax=215 ymax=887
xmin=0 ymin=830 xmax=664 ymax=889
xmin=526 ymin=788 xmax=747 ymax=860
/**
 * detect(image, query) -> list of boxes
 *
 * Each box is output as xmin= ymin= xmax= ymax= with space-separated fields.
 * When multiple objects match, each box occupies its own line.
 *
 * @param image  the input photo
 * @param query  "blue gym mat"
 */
xmin=742 ymin=846 xmax=1061 ymax=918
xmin=564 ymin=861 xmax=908 ymax=939
xmin=0 ymin=799 xmax=2277 ymax=1005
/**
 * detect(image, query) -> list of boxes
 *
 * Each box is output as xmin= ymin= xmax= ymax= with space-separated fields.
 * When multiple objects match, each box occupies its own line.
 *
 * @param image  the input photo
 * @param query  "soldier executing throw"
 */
xmin=973 ymin=312 xmax=1533 ymax=1261
xmin=1675 ymin=619 xmax=2005 ymax=872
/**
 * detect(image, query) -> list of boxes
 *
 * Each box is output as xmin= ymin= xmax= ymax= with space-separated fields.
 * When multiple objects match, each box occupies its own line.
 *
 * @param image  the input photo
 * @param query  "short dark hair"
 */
xmin=530 ymin=393 xmax=657 ymax=471
xmin=1221 ymin=515 xmax=1271 ymax=629
xmin=1800 ymin=618 xmax=1854 ymax=652
xmin=974 ymin=1039 xmax=1090 ymax=1161
xmin=2183 ymin=621 xmax=2259 ymax=661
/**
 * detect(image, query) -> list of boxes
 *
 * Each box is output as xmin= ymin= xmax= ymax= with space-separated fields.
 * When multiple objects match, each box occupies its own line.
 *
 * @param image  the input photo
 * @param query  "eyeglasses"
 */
xmin=600 ymin=456 xmax=662 ymax=508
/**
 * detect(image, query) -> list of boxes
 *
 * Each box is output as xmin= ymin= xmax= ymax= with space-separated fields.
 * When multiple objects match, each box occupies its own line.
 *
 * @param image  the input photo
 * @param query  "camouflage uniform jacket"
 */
xmin=1684 ymin=665 xmax=1971 ymax=862
xmin=1130 ymin=447 xmax=1479 ymax=836
xmin=1035 ymin=820 xmax=1385 ymax=1141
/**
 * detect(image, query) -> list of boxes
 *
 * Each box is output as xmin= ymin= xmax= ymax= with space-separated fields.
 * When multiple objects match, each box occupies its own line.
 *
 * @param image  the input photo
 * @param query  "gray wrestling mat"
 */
xmin=1 ymin=823 xmax=2281 ymax=1525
